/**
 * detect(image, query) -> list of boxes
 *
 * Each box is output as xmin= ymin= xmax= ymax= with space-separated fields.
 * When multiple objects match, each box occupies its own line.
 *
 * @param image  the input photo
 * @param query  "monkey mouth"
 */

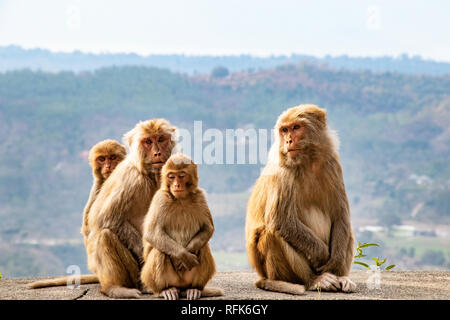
xmin=173 ymin=189 xmax=186 ymax=193
xmin=287 ymin=149 xmax=301 ymax=153
xmin=151 ymin=161 xmax=164 ymax=167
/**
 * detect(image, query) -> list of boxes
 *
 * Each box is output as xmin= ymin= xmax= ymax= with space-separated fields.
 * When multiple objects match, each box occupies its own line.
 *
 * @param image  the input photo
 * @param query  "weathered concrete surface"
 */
xmin=1 ymin=271 xmax=449 ymax=300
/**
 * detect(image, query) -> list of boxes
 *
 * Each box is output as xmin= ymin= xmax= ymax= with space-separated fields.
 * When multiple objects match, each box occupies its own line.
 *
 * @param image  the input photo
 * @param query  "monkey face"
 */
xmin=279 ymin=121 xmax=306 ymax=158
xmin=167 ymin=170 xmax=192 ymax=199
xmin=96 ymin=154 xmax=121 ymax=179
xmin=141 ymin=133 xmax=173 ymax=168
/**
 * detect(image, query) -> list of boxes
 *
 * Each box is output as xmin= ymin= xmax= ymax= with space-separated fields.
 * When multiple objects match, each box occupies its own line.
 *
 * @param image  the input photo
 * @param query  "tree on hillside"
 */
xmin=211 ymin=66 xmax=229 ymax=78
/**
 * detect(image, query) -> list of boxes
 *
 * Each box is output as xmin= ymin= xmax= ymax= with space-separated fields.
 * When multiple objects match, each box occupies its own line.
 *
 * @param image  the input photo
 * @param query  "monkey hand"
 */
xmin=174 ymin=249 xmax=199 ymax=271
xmin=185 ymin=241 xmax=201 ymax=256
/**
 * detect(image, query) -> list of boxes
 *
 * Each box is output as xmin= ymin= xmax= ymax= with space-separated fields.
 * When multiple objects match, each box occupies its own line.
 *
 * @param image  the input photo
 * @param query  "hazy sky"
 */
xmin=0 ymin=0 xmax=449 ymax=61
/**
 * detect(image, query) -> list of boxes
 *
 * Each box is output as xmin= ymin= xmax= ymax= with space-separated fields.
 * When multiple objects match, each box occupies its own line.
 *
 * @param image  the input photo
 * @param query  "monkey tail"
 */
xmin=201 ymin=286 xmax=224 ymax=297
xmin=254 ymin=278 xmax=305 ymax=295
xmin=27 ymin=274 xmax=99 ymax=289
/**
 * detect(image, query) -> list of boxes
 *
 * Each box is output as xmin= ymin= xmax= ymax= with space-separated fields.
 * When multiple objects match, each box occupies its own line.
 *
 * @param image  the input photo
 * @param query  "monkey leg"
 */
xmin=333 ymin=234 xmax=357 ymax=292
xmin=95 ymin=229 xmax=141 ymax=299
xmin=141 ymin=248 xmax=182 ymax=298
xmin=189 ymin=245 xmax=216 ymax=289
xmin=179 ymin=245 xmax=223 ymax=299
xmin=252 ymin=229 xmax=312 ymax=295
xmin=310 ymin=235 xmax=356 ymax=292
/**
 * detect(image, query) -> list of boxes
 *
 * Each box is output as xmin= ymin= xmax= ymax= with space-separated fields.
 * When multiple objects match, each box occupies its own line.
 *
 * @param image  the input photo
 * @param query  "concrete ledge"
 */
xmin=1 ymin=271 xmax=449 ymax=300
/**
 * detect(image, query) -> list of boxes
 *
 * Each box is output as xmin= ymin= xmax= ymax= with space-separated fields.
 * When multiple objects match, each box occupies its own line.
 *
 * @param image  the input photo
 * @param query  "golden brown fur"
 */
xmin=84 ymin=119 xmax=177 ymax=298
xmin=28 ymin=139 xmax=127 ymax=290
xmin=140 ymin=153 xmax=223 ymax=300
xmin=246 ymin=104 xmax=355 ymax=294
xmin=82 ymin=139 xmax=126 ymax=245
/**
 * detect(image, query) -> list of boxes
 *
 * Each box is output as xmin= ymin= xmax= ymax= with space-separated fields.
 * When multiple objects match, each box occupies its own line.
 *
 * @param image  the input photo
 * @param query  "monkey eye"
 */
xmin=98 ymin=156 xmax=106 ymax=162
xmin=293 ymin=124 xmax=300 ymax=130
xmin=281 ymin=127 xmax=288 ymax=133
xmin=168 ymin=173 xmax=175 ymax=179
xmin=158 ymin=136 xmax=164 ymax=143
xmin=179 ymin=172 xmax=186 ymax=178
xmin=145 ymin=138 xmax=152 ymax=145
xmin=110 ymin=155 xmax=116 ymax=160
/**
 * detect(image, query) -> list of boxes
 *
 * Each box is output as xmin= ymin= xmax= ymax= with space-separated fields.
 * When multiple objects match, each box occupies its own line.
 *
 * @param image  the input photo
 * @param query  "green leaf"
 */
xmin=385 ymin=265 xmax=396 ymax=270
xmin=354 ymin=254 xmax=367 ymax=259
xmin=353 ymin=261 xmax=371 ymax=269
xmin=359 ymin=243 xmax=380 ymax=248
xmin=371 ymin=257 xmax=386 ymax=266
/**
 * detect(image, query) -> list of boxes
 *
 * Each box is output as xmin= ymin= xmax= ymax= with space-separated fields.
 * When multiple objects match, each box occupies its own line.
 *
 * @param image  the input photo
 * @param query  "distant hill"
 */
xmin=1 ymin=45 xmax=450 ymax=75
xmin=0 ymin=62 xmax=449 ymax=277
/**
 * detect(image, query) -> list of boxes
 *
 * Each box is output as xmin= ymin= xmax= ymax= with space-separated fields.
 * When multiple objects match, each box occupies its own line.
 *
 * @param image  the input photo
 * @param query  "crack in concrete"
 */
xmin=74 ymin=288 xmax=89 ymax=300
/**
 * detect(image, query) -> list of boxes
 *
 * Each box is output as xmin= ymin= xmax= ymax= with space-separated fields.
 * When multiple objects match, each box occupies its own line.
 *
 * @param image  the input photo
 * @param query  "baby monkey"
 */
xmin=141 ymin=153 xmax=223 ymax=300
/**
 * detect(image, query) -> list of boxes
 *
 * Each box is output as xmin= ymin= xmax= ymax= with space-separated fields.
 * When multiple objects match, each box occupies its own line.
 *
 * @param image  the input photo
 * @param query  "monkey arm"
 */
xmin=145 ymin=227 xmax=199 ymax=270
xmin=185 ymin=222 xmax=214 ymax=255
xmin=81 ymin=180 xmax=101 ymax=237
xmin=92 ymin=183 xmax=143 ymax=258
xmin=317 ymin=216 xmax=352 ymax=275
xmin=119 ymin=221 xmax=144 ymax=259
xmin=273 ymin=215 xmax=330 ymax=270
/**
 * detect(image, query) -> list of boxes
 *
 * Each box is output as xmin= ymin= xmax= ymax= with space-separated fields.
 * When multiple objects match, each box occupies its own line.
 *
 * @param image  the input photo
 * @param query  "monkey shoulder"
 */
xmin=191 ymin=188 xmax=209 ymax=204
xmin=190 ymin=189 xmax=213 ymax=217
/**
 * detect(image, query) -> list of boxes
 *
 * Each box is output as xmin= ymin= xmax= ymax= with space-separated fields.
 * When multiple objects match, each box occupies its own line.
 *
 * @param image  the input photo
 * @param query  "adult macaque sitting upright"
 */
xmin=85 ymin=118 xmax=177 ymax=298
xmin=246 ymin=104 xmax=356 ymax=294
xmin=140 ymin=153 xmax=224 ymax=300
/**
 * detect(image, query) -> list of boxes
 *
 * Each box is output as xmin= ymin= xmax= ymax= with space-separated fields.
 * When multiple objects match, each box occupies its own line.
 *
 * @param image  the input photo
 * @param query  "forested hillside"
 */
xmin=2 ymin=45 xmax=450 ymax=75
xmin=0 ymin=63 xmax=449 ymax=277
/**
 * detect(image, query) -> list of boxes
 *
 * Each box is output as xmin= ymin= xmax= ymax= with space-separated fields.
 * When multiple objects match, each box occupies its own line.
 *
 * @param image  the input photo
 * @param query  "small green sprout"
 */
xmin=354 ymin=241 xmax=395 ymax=270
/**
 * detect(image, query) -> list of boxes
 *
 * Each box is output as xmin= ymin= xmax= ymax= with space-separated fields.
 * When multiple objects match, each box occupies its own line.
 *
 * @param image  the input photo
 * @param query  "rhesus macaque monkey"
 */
xmin=28 ymin=119 xmax=177 ymax=296
xmin=81 ymin=139 xmax=127 ymax=246
xmin=28 ymin=139 xmax=126 ymax=290
xmin=85 ymin=118 xmax=177 ymax=298
xmin=140 ymin=153 xmax=223 ymax=300
xmin=245 ymin=104 xmax=356 ymax=295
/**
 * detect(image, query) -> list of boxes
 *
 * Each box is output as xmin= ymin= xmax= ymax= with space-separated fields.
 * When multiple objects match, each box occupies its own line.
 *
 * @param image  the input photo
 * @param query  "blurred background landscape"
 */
xmin=0 ymin=1 xmax=449 ymax=277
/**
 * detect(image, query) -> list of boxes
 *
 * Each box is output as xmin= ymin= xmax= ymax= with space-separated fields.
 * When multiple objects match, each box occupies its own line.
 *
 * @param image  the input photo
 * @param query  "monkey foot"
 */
xmin=310 ymin=272 xmax=340 ymax=292
xmin=339 ymin=276 xmax=356 ymax=293
xmin=186 ymin=288 xmax=202 ymax=300
xmin=160 ymin=287 xmax=180 ymax=300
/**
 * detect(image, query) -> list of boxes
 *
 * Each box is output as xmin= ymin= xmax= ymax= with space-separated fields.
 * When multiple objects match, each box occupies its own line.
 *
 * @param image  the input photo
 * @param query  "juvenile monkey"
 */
xmin=246 ymin=104 xmax=356 ymax=294
xmin=140 ymin=153 xmax=223 ymax=300
xmin=81 ymin=139 xmax=127 ymax=245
